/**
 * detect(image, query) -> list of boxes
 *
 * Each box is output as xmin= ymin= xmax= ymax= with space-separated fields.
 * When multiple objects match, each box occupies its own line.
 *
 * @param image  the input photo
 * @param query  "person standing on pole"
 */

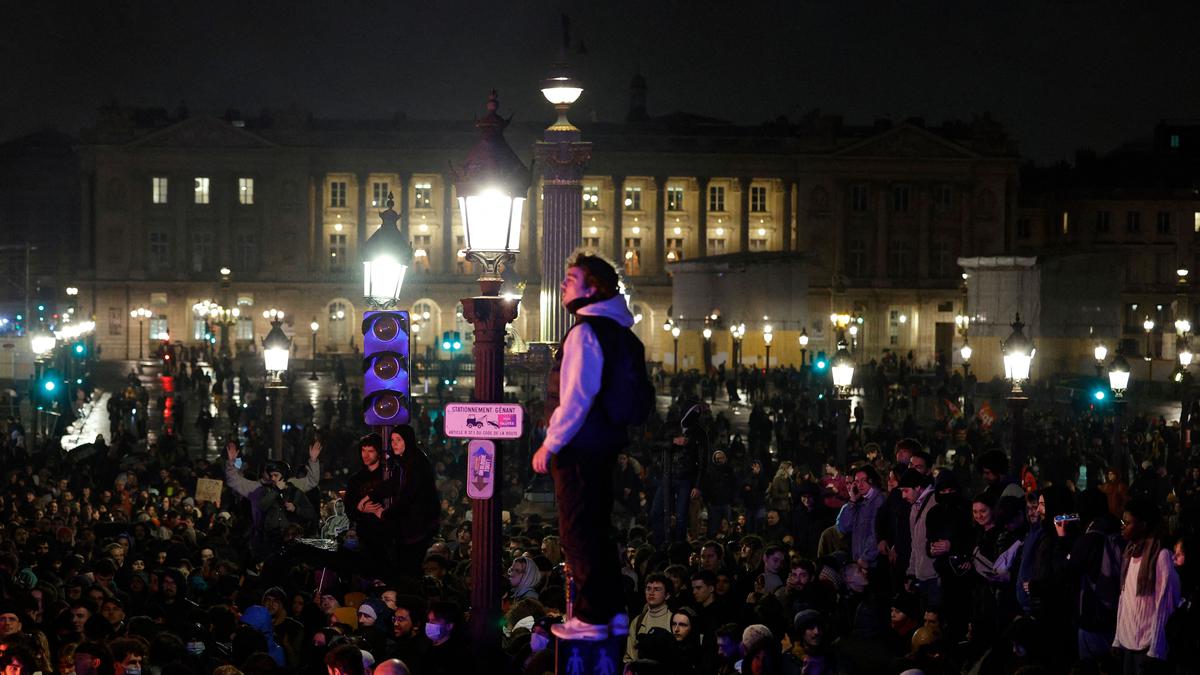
xmin=532 ymin=253 xmax=653 ymax=641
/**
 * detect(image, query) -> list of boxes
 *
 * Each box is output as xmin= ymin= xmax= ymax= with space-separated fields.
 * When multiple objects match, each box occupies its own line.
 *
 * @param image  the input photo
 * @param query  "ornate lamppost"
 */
xmin=453 ymin=91 xmax=528 ymax=651
xmin=130 ymin=307 xmax=152 ymax=360
xmin=1002 ymin=314 xmax=1034 ymax=472
xmin=309 ymin=319 xmax=320 ymax=381
xmin=261 ymin=308 xmax=291 ymax=461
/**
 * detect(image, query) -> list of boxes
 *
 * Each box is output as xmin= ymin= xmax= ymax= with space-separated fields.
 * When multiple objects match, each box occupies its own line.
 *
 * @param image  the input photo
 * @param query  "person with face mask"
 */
xmin=107 ymin=638 xmax=147 ymax=675
xmin=418 ymin=602 xmax=469 ymax=675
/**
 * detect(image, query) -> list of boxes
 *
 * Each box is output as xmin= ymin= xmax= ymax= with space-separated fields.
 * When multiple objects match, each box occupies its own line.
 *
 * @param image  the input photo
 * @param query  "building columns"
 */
xmin=653 ymin=176 xmax=667 ymax=275
xmin=440 ymin=175 xmax=454 ymax=275
xmin=738 ymin=176 xmax=751 ymax=253
xmin=611 ymin=175 xmax=625 ymax=264
xmin=696 ymin=176 xmax=710 ymax=258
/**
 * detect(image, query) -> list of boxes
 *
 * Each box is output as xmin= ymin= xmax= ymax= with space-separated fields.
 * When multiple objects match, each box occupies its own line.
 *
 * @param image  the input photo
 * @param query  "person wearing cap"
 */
xmin=784 ymin=609 xmax=832 ymax=675
xmin=531 ymin=253 xmax=640 ymax=642
xmin=223 ymin=438 xmax=322 ymax=559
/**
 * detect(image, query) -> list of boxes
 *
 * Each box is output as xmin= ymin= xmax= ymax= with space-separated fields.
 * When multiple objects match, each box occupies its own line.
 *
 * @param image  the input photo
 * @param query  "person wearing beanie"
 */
xmin=785 ymin=609 xmax=832 ymax=674
xmin=261 ymin=586 xmax=304 ymax=668
xmin=889 ymin=593 xmax=922 ymax=656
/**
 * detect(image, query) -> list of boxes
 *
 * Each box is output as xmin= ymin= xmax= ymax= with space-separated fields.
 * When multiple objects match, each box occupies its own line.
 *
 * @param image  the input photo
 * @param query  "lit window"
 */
xmin=707 ymin=237 xmax=727 ymax=256
xmin=750 ymin=186 xmax=767 ymax=213
xmin=329 ymin=234 xmax=347 ymax=270
xmin=238 ymin=177 xmax=254 ymax=205
xmin=236 ymin=316 xmax=254 ymax=341
xmin=194 ymin=177 xmax=210 ymax=204
xmin=1062 ymin=212 xmax=1070 ymax=235
xmin=623 ymin=237 xmax=642 ymax=276
xmin=624 ymin=186 xmax=642 ymax=210
xmin=330 ymin=181 xmax=347 ymax=208
xmin=666 ymin=237 xmax=683 ymax=262
xmin=372 ymin=182 xmax=389 ymax=208
xmin=1194 ymin=212 xmax=1200 ymax=233
xmin=411 ymin=234 xmax=432 ymax=272
xmin=149 ymin=316 xmax=169 ymax=341
xmin=668 ymin=186 xmax=685 ymax=212
xmin=583 ymin=185 xmax=601 ymax=210
xmin=414 ymin=182 xmax=433 ymax=209
xmin=1171 ymin=134 xmax=1181 ymax=149
xmin=707 ymin=185 xmax=725 ymax=212
xmin=152 ymin=177 xmax=169 ymax=204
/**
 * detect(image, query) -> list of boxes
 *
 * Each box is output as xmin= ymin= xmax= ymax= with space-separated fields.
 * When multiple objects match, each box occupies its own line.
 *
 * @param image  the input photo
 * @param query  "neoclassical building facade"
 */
xmin=75 ymin=104 xmax=1019 ymax=368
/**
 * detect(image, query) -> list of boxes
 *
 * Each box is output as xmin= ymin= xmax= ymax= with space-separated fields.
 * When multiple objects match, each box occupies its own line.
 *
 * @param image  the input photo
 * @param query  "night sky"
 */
xmin=4 ymin=1 xmax=1199 ymax=163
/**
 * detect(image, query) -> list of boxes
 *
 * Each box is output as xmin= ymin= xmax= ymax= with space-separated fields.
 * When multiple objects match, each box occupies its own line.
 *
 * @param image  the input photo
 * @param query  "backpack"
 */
xmin=577 ymin=315 xmax=655 ymax=427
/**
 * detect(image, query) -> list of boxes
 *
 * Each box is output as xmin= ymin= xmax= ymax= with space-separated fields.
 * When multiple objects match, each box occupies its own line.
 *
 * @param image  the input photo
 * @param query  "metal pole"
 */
xmin=270 ymin=385 xmax=285 ymax=461
xmin=765 ymin=344 xmax=771 ymax=374
xmin=836 ymin=398 xmax=849 ymax=467
xmin=460 ymin=282 xmax=518 ymax=652
xmin=309 ymin=330 xmax=319 ymax=380
xmin=1008 ymin=395 xmax=1028 ymax=474
xmin=673 ymin=337 xmax=679 ymax=373
xmin=138 ymin=319 xmax=144 ymax=360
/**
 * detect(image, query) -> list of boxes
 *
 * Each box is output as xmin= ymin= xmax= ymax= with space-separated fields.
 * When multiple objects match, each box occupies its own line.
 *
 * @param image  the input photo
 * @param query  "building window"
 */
xmin=1157 ymin=211 xmax=1172 ymax=235
xmin=668 ymin=186 xmax=685 ymax=212
xmin=750 ymin=186 xmax=767 ymax=213
xmin=330 ymin=181 xmax=347 ymax=208
xmin=236 ymin=316 xmax=254 ymax=341
xmin=931 ymin=240 xmax=953 ymax=278
xmin=1171 ymin=134 xmax=1181 ymax=149
xmin=582 ymin=185 xmax=601 ymax=210
xmin=933 ymin=185 xmax=953 ymax=208
xmin=238 ymin=177 xmax=254 ymax=205
xmin=1017 ymin=218 xmax=1032 ymax=239
xmin=194 ymin=177 xmax=210 ymax=204
xmin=707 ymin=185 xmax=725 ymax=212
xmin=889 ymin=309 xmax=902 ymax=346
xmin=372 ymin=182 xmax=389 ymax=208
xmin=848 ymin=239 xmax=868 ymax=277
xmin=1194 ymin=212 xmax=1200 ymax=233
xmin=328 ymin=234 xmax=347 ymax=270
xmin=1096 ymin=211 xmax=1111 ymax=234
xmin=192 ymin=318 xmax=208 ymax=342
xmin=152 ymin=177 xmax=169 ymax=204
xmin=149 ymin=316 xmax=169 ymax=341
xmin=623 ymin=186 xmax=642 ymax=211
xmin=149 ymin=231 xmax=170 ymax=266
xmin=888 ymin=240 xmax=912 ymax=277
xmin=665 ymin=237 xmax=683 ymax=262
xmin=582 ymin=236 xmax=601 ymax=249
xmin=411 ymin=234 xmax=432 ymax=272
xmin=850 ymin=185 xmax=869 ymax=212
xmin=892 ymin=186 xmax=910 ymax=213
xmin=1126 ymin=211 xmax=1141 ymax=233
xmin=1062 ymin=212 xmax=1070 ymax=235
xmin=707 ymin=237 xmax=727 ymax=255
xmin=749 ymin=236 xmax=768 ymax=252
xmin=623 ymin=237 xmax=642 ymax=276
xmin=234 ymin=232 xmax=257 ymax=271
xmin=190 ymin=231 xmax=213 ymax=272
xmin=413 ymin=182 xmax=432 ymax=209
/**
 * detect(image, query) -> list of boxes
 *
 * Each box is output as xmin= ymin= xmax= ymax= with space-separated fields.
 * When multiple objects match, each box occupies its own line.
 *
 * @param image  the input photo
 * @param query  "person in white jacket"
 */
xmin=1113 ymin=498 xmax=1181 ymax=671
xmin=532 ymin=253 xmax=638 ymax=642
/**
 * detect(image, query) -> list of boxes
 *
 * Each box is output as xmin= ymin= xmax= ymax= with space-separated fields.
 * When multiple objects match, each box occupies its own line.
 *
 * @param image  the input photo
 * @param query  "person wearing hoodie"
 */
xmin=239 ymin=605 xmax=286 ymax=667
xmin=223 ymin=439 xmax=322 ymax=559
xmin=505 ymin=556 xmax=542 ymax=603
xmin=701 ymin=450 xmax=736 ymax=538
xmin=532 ymin=253 xmax=644 ymax=642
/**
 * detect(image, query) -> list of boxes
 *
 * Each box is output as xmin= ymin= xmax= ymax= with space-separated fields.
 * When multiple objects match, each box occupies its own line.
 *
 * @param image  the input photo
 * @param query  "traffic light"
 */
xmin=71 ymin=341 xmax=87 ymax=358
xmin=362 ymin=310 xmax=410 ymax=426
xmin=814 ymin=351 xmax=828 ymax=371
xmin=441 ymin=331 xmax=463 ymax=353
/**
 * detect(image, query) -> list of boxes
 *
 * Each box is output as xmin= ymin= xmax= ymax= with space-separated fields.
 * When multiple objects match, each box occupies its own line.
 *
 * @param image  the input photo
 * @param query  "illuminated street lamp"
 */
xmin=799 ymin=328 xmax=810 ymax=366
xmin=960 ymin=340 xmax=973 ymax=377
xmin=1094 ymin=343 xmax=1108 ymax=378
xmin=261 ymin=308 xmax=291 ymax=461
xmin=831 ymin=340 xmax=855 ymax=466
xmin=452 ymin=90 xmax=529 ymax=650
xmin=31 ymin=331 xmax=57 ymax=357
xmin=1002 ymin=314 xmax=1033 ymax=470
xmin=362 ymin=194 xmax=410 ymax=309
xmin=130 ymin=307 xmax=152 ymax=359
xmin=671 ymin=326 xmax=681 ymax=373
xmin=763 ymin=324 xmax=773 ymax=372
xmin=702 ymin=326 xmax=713 ymax=372
xmin=1108 ymin=351 xmax=1131 ymax=397
xmin=309 ymin=319 xmax=320 ymax=381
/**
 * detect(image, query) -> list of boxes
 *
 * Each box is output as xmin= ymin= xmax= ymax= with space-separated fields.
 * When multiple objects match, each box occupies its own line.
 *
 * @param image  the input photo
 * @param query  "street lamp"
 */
xmin=1108 ymin=350 xmax=1131 ymax=469
xmin=452 ymin=90 xmax=528 ymax=651
xmin=671 ymin=326 xmax=681 ymax=372
xmin=831 ymin=340 xmax=855 ymax=466
xmin=799 ymin=328 xmax=810 ymax=366
xmin=1094 ymin=343 xmax=1109 ymax=378
xmin=362 ymin=193 xmax=410 ymax=310
xmin=1003 ymin=314 xmax=1033 ymax=470
xmin=130 ymin=307 xmax=152 ymax=360
xmin=702 ymin=326 xmax=712 ymax=372
xmin=960 ymin=341 xmax=973 ymax=376
xmin=309 ymin=319 xmax=320 ymax=381
xmin=763 ymin=324 xmax=773 ymax=372
xmin=261 ymin=308 xmax=291 ymax=461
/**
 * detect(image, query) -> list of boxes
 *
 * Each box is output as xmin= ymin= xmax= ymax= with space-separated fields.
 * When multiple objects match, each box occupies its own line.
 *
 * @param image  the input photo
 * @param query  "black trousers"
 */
xmin=552 ymin=445 xmax=623 ymax=625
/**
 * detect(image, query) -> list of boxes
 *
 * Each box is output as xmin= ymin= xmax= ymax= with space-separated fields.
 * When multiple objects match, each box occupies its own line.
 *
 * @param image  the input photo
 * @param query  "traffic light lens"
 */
xmin=44 ymin=381 xmax=56 ymax=392
xmin=372 ymin=355 xmax=402 ymax=380
xmin=442 ymin=341 xmax=451 ymax=350
xmin=74 ymin=344 xmax=84 ymax=353
xmin=371 ymin=393 xmax=404 ymax=420
xmin=1093 ymin=390 xmax=1106 ymax=401
xmin=372 ymin=315 xmax=401 ymax=342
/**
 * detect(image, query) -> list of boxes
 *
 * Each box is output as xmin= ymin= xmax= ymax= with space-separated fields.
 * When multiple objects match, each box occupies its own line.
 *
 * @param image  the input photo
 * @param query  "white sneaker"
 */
xmin=608 ymin=612 xmax=630 ymax=637
xmin=551 ymin=617 xmax=609 ymax=641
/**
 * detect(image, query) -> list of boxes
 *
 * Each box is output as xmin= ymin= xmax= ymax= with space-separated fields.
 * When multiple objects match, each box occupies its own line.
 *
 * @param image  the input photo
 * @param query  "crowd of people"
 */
xmin=0 ymin=331 xmax=1198 ymax=675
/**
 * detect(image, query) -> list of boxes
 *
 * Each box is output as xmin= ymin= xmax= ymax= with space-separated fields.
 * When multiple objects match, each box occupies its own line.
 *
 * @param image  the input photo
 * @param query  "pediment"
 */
xmin=832 ymin=125 xmax=978 ymax=160
xmin=130 ymin=116 xmax=276 ymax=149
